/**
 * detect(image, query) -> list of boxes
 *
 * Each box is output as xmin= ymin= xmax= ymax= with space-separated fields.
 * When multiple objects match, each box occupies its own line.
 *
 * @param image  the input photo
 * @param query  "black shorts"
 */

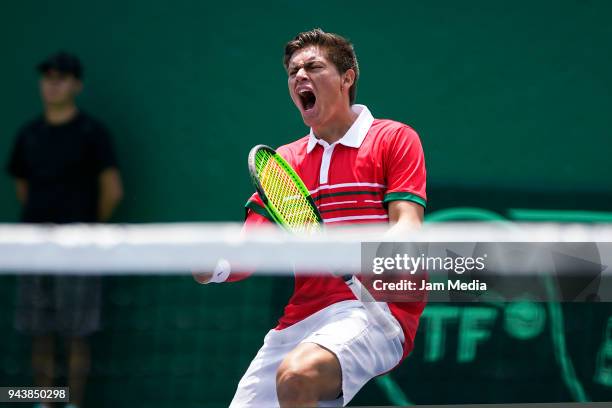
xmin=15 ymin=275 xmax=101 ymax=337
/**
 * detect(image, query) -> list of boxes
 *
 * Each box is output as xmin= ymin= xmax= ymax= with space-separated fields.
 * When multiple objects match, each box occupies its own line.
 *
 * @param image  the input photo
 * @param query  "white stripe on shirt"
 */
xmin=318 ymin=200 xmax=358 ymax=208
xmin=310 ymin=182 xmax=386 ymax=195
xmin=323 ymin=214 xmax=389 ymax=223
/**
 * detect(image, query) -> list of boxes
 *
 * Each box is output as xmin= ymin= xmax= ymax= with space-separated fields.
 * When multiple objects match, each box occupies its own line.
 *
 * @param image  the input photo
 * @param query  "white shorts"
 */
xmin=229 ymin=300 xmax=404 ymax=407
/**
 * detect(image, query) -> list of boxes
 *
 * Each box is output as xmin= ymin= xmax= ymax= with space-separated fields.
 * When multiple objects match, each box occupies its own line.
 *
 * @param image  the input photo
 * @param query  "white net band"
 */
xmin=1 ymin=222 xmax=611 ymax=274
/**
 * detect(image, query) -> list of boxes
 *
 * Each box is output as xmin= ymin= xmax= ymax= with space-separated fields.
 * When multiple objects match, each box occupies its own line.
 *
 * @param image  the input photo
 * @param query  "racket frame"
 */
xmin=248 ymin=144 xmax=323 ymax=226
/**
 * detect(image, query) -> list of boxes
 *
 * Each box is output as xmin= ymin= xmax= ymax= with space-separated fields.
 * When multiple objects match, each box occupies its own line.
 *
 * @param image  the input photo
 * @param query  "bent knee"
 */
xmin=276 ymin=349 xmax=341 ymax=404
xmin=276 ymin=365 xmax=317 ymax=400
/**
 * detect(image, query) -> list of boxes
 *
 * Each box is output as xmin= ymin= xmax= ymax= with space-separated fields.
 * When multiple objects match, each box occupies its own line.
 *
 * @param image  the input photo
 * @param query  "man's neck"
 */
xmin=312 ymin=105 xmax=358 ymax=145
xmin=44 ymin=104 xmax=78 ymax=125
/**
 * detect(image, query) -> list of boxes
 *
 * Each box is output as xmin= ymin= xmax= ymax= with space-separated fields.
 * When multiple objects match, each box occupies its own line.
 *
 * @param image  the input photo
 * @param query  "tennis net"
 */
xmin=0 ymin=222 xmax=611 ymax=407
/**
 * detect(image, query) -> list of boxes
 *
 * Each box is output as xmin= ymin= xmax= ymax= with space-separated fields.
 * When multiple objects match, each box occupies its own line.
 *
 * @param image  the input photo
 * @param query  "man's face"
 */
xmin=287 ymin=46 xmax=352 ymax=128
xmin=40 ymin=69 xmax=81 ymax=106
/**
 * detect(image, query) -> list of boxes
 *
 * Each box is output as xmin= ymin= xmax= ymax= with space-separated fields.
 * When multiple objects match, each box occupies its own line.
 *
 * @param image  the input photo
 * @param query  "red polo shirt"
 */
xmin=240 ymin=104 xmax=426 ymax=360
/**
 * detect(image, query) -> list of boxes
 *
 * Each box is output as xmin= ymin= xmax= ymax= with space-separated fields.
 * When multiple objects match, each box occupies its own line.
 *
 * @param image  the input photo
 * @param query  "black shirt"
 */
xmin=6 ymin=111 xmax=118 ymax=223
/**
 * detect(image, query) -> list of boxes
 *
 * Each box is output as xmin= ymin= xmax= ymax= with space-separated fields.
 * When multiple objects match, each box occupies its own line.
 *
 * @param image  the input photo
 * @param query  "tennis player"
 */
xmin=196 ymin=29 xmax=427 ymax=407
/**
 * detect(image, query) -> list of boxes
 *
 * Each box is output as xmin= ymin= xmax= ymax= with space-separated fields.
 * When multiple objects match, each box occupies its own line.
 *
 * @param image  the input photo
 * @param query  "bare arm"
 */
xmin=98 ymin=167 xmax=123 ymax=222
xmin=193 ymin=206 xmax=270 ymax=284
xmin=15 ymin=178 xmax=28 ymax=205
xmin=387 ymin=200 xmax=424 ymax=235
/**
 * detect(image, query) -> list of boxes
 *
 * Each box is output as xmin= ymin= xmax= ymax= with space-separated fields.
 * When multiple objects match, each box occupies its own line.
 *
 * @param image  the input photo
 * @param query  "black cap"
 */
xmin=37 ymin=51 xmax=83 ymax=79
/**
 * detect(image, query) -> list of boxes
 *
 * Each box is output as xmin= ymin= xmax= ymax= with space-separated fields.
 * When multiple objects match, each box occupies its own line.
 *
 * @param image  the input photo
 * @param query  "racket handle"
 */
xmin=342 ymin=275 xmax=402 ymax=340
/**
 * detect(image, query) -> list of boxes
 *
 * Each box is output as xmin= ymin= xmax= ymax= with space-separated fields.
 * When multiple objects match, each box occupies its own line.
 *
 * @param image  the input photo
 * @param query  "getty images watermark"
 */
xmin=360 ymin=242 xmax=610 ymax=302
xmin=371 ymin=252 xmax=488 ymax=291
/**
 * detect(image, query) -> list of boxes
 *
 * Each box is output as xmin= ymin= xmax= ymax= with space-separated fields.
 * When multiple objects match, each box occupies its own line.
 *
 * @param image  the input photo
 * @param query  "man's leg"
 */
xmin=277 ymin=302 xmax=405 ymax=407
xmin=276 ymin=343 xmax=342 ymax=408
xmin=67 ymin=336 xmax=91 ymax=408
xmin=32 ymin=335 xmax=55 ymax=387
xmin=56 ymin=275 xmax=100 ymax=407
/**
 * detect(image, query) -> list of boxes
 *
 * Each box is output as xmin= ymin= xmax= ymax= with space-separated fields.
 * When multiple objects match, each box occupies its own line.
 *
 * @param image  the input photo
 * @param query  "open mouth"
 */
xmin=298 ymin=90 xmax=317 ymax=112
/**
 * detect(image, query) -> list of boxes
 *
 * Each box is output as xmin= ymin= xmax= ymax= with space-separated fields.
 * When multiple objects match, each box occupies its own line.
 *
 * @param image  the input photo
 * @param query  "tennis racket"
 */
xmin=248 ymin=144 xmax=401 ymax=339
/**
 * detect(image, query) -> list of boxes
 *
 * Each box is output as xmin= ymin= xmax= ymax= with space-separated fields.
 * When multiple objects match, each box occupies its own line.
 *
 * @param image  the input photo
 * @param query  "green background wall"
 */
xmin=1 ymin=1 xmax=612 ymax=406
xmin=1 ymin=1 xmax=611 ymax=222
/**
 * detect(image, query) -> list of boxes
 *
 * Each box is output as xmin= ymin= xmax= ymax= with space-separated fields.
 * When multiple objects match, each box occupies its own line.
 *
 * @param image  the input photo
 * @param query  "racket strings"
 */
xmin=255 ymin=150 xmax=320 ymax=233
xmin=260 ymin=154 xmax=309 ymax=228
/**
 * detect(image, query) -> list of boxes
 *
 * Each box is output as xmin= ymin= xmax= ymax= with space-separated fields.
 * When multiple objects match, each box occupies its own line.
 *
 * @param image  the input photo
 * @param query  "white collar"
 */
xmin=306 ymin=104 xmax=374 ymax=153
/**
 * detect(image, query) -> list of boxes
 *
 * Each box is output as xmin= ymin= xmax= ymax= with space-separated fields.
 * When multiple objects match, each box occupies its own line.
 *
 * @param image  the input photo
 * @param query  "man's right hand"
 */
xmin=192 ymin=271 xmax=213 ymax=284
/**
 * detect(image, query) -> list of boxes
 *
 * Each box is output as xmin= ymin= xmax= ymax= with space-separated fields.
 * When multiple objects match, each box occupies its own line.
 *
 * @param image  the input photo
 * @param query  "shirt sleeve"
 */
xmin=6 ymin=131 xmax=28 ymax=179
xmin=382 ymin=126 xmax=427 ymax=208
xmin=244 ymin=192 xmax=274 ymax=223
xmin=91 ymin=124 xmax=118 ymax=174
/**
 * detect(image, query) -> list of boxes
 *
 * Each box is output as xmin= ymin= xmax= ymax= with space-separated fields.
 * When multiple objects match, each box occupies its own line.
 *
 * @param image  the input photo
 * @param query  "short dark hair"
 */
xmin=284 ymin=28 xmax=359 ymax=104
xmin=37 ymin=51 xmax=83 ymax=79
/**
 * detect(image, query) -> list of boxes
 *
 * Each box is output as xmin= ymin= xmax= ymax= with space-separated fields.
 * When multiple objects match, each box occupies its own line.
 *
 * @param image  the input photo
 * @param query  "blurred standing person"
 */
xmin=6 ymin=51 xmax=123 ymax=408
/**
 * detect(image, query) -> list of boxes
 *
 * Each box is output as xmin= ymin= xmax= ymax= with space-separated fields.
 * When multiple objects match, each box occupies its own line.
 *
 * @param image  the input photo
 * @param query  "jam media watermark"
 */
xmin=360 ymin=242 xmax=610 ymax=303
